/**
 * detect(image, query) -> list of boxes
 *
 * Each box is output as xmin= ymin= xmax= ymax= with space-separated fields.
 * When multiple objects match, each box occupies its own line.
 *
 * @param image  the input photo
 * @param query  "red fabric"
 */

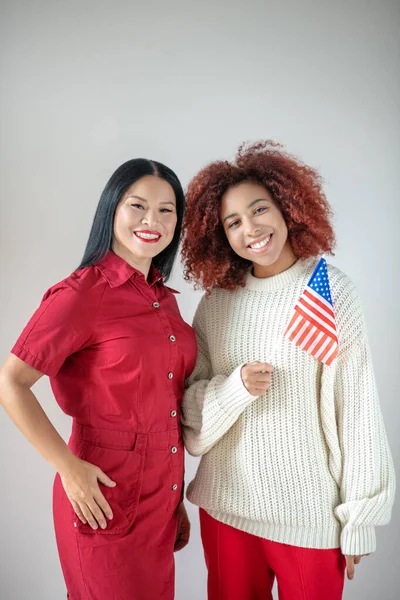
xmin=200 ymin=509 xmax=346 ymax=600
xmin=12 ymin=251 xmax=197 ymax=600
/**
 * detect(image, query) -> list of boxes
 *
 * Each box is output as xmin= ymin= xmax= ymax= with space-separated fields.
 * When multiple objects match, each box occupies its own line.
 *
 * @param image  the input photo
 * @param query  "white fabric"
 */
xmin=182 ymin=259 xmax=395 ymax=555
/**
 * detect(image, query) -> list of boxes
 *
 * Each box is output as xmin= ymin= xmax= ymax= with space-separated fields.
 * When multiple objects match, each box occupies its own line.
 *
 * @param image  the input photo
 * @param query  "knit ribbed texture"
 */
xmin=182 ymin=259 xmax=395 ymax=555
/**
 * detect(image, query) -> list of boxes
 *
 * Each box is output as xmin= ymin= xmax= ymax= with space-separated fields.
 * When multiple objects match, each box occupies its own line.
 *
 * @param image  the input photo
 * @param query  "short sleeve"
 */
xmin=11 ymin=282 xmax=95 ymax=377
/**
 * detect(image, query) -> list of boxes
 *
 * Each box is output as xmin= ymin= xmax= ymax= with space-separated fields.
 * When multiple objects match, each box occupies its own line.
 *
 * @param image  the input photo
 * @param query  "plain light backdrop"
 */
xmin=0 ymin=0 xmax=399 ymax=598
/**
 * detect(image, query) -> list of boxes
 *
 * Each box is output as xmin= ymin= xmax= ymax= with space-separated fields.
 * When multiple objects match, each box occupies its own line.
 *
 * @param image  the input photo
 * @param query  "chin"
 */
xmin=129 ymin=244 xmax=160 ymax=258
xmin=248 ymin=254 xmax=276 ymax=267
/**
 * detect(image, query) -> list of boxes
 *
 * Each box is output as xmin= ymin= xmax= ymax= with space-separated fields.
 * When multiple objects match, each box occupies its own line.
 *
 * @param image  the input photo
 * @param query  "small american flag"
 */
xmin=284 ymin=258 xmax=338 ymax=365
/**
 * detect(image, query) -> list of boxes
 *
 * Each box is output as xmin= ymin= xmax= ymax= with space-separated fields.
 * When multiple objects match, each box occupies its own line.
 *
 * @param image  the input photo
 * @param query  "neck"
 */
xmin=111 ymin=243 xmax=152 ymax=279
xmin=252 ymin=243 xmax=297 ymax=278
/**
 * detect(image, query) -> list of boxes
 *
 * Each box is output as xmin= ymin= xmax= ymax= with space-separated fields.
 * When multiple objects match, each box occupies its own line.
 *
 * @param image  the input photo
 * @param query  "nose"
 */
xmin=141 ymin=209 xmax=159 ymax=229
xmin=243 ymin=216 xmax=260 ymax=237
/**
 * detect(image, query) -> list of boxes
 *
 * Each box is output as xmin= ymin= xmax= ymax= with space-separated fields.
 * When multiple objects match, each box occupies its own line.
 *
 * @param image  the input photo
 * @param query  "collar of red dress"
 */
xmin=95 ymin=250 xmax=164 ymax=288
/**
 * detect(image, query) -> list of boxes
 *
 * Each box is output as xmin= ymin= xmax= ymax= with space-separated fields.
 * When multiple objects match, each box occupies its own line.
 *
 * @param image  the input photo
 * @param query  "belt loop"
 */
xmin=134 ymin=433 xmax=148 ymax=455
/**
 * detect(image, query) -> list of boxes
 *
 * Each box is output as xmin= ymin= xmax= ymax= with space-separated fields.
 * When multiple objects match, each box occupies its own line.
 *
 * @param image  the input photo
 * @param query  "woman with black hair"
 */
xmin=0 ymin=159 xmax=197 ymax=599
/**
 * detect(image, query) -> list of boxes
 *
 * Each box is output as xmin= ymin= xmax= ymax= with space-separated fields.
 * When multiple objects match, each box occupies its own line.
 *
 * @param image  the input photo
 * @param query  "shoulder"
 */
xmin=325 ymin=263 xmax=360 ymax=314
xmin=192 ymin=287 xmax=241 ymax=339
xmin=41 ymin=266 xmax=107 ymax=313
xmin=164 ymin=284 xmax=180 ymax=295
xmin=326 ymin=263 xmax=357 ymax=295
xmin=160 ymin=283 xmax=181 ymax=306
xmin=194 ymin=287 xmax=237 ymax=316
xmin=325 ymin=262 xmax=366 ymax=349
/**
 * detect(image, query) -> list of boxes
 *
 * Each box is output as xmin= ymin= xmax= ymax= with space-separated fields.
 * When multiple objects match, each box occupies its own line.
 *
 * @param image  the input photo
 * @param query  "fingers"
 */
xmin=72 ymin=486 xmax=114 ymax=530
xmin=94 ymin=491 xmax=114 ymax=521
xmin=247 ymin=362 xmax=274 ymax=374
xmin=174 ymin=526 xmax=191 ymax=551
xmin=241 ymin=362 xmax=274 ymax=396
xmin=345 ymin=556 xmax=355 ymax=580
xmin=71 ymin=500 xmax=87 ymax=524
xmin=96 ymin=469 xmax=116 ymax=488
xmin=62 ymin=461 xmax=116 ymax=531
xmin=174 ymin=535 xmax=190 ymax=552
xmin=345 ymin=554 xmax=366 ymax=580
xmin=91 ymin=469 xmax=115 ymax=526
xmin=77 ymin=498 xmax=108 ymax=530
xmin=174 ymin=521 xmax=191 ymax=552
xmin=86 ymin=499 xmax=108 ymax=530
xmin=79 ymin=502 xmax=100 ymax=530
xmin=254 ymin=373 xmax=272 ymax=384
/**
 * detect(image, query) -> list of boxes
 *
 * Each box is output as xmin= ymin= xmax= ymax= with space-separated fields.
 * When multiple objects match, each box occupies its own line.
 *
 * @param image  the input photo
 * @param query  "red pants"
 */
xmin=200 ymin=509 xmax=345 ymax=600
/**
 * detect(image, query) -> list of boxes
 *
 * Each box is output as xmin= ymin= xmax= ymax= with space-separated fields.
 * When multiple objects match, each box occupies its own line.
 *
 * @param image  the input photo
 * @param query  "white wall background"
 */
xmin=0 ymin=0 xmax=399 ymax=598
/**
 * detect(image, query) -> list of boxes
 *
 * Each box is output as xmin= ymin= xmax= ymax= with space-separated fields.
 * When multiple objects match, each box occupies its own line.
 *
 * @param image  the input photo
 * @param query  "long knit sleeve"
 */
xmin=182 ymin=297 xmax=256 ymax=457
xmin=327 ymin=284 xmax=396 ymax=556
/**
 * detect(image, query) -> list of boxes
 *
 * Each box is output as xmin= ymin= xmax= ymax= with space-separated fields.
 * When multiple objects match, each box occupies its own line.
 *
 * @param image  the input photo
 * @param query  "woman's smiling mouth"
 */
xmin=248 ymin=233 xmax=273 ymax=253
xmin=134 ymin=230 xmax=162 ymax=243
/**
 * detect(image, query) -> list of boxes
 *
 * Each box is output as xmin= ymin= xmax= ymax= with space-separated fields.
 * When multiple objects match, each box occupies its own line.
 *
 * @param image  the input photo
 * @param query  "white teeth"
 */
xmin=250 ymin=235 xmax=271 ymax=250
xmin=135 ymin=232 xmax=160 ymax=240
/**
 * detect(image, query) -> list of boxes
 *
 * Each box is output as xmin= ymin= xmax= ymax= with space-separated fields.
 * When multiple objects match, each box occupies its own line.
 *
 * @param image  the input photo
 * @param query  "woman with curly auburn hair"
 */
xmin=181 ymin=141 xmax=395 ymax=600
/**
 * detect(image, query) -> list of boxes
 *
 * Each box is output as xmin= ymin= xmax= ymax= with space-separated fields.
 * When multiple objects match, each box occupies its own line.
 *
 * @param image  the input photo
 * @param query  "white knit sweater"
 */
xmin=182 ymin=259 xmax=395 ymax=555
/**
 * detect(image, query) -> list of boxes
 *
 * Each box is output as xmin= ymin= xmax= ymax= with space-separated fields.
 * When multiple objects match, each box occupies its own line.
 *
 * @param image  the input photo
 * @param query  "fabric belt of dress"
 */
xmin=71 ymin=420 xmax=182 ymax=452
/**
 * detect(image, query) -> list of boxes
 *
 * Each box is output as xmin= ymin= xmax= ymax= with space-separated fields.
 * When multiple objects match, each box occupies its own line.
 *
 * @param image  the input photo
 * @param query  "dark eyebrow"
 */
xmin=126 ymin=195 xmax=148 ymax=202
xmin=126 ymin=195 xmax=175 ymax=206
xmin=222 ymin=198 xmax=269 ymax=223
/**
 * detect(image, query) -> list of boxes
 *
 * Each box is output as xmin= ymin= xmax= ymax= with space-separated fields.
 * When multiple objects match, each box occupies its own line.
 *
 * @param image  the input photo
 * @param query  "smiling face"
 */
xmin=112 ymin=175 xmax=177 ymax=275
xmin=220 ymin=181 xmax=297 ymax=278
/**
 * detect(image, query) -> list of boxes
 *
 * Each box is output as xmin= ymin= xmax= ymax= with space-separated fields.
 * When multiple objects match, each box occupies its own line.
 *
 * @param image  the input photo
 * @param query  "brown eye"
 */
xmin=228 ymin=220 xmax=240 ymax=228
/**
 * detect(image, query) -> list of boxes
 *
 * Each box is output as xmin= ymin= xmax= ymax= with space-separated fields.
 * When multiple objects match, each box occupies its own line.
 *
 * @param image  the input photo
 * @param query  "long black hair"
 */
xmin=78 ymin=159 xmax=185 ymax=281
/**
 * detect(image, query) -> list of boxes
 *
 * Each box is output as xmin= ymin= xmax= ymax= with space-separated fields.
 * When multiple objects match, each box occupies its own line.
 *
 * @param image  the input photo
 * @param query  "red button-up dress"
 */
xmin=11 ymin=251 xmax=197 ymax=600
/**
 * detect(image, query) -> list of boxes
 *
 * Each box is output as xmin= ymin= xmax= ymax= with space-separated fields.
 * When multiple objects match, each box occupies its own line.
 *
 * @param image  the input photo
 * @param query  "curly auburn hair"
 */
xmin=181 ymin=140 xmax=335 ymax=292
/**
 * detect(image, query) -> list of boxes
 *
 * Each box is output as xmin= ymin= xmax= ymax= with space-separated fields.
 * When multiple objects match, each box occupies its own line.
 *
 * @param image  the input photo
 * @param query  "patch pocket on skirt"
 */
xmin=72 ymin=431 xmax=147 ymax=535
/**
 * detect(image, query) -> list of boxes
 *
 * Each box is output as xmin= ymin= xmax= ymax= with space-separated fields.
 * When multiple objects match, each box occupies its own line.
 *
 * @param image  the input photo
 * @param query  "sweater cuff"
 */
xmin=340 ymin=525 xmax=376 ymax=556
xmin=218 ymin=365 xmax=258 ymax=416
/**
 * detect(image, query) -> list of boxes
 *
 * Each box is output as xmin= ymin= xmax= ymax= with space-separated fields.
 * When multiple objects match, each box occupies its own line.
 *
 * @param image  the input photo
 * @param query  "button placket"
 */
xmin=148 ymin=289 xmax=182 ymax=501
xmin=133 ymin=281 xmax=180 ymax=444
xmin=148 ymin=292 xmax=178 ymax=415
xmin=169 ymin=435 xmax=182 ymax=500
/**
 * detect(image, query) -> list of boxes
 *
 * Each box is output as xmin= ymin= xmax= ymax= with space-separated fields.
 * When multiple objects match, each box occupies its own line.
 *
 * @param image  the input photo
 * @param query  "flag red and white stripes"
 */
xmin=284 ymin=258 xmax=338 ymax=365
